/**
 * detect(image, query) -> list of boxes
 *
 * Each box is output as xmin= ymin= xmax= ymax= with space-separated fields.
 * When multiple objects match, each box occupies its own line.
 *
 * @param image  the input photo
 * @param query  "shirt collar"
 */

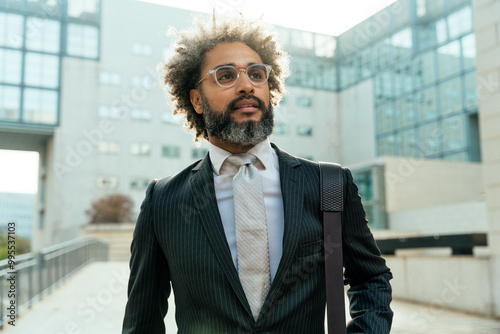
xmin=208 ymin=138 xmax=272 ymax=175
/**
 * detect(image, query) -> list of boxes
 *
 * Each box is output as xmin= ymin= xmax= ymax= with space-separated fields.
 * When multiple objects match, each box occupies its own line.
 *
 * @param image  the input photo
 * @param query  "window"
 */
xmin=316 ymin=62 xmax=336 ymax=90
xmin=25 ymin=18 xmax=60 ymax=53
xmin=132 ymin=42 xmax=153 ymax=56
xmin=374 ymin=71 xmax=393 ymax=103
xmin=391 ymin=28 xmax=413 ymax=62
xmin=66 ymin=23 xmax=99 ymax=58
xmin=416 ymin=87 xmax=438 ymax=121
xmin=395 ymin=97 xmax=415 ymax=128
xmin=416 ymin=23 xmax=436 ymax=51
xmin=437 ymin=41 xmax=461 ymax=79
xmin=314 ymin=34 xmax=336 ymax=58
xmin=162 ymin=145 xmax=180 ymax=158
xmin=291 ymin=30 xmax=313 ymax=56
xmin=396 ymin=129 xmax=418 ymax=157
xmin=378 ymin=135 xmax=395 ymax=156
xmin=99 ymin=71 xmax=121 ymax=86
xmin=0 ymin=49 xmax=22 ymax=84
xmin=130 ymin=109 xmax=152 ymax=121
xmin=352 ymin=170 xmax=374 ymax=201
xmin=440 ymin=78 xmax=462 ymax=115
xmin=464 ymin=71 xmax=477 ymax=109
xmin=0 ymin=85 xmax=20 ymax=121
xmin=97 ymin=176 xmax=118 ymax=189
xmin=297 ymin=125 xmax=313 ymax=137
xmin=377 ymin=104 xmax=394 ymax=134
xmin=98 ymin=105 xmax=121 ymax=119
xmin=462 ymin=34 xmax=476 ymax=70
xmin=97 ymin=141 xmax=120 ymax=154
xmin=191 ymin=148 xmax=208 ymax=159
xmin=68 ymin=0 xmax=99 ymax=22
xmin=273 ymin=123 xmax=290 ymax=135
xmin=418 ymin=123 xmax=440 ymax=157
xmin=161 ymin=112 xmax=184 ymax=125
xmin=448 ymin=6 xmax=472 ymax=39
xmin=26 ymin=0 xmax=62 ymax=17
xmin=413 ymin=50 xmax=436 ymax=87
xmin=130 ymin=177 xmax=150 ymax=190
xmin=23 ymin=88 xmax=58 ymax=124
xmin=0 ymin=13 xmax=23 ymax=48
xmin=442 ymin=115 xmax=466 ymax=151
xmin=435 ymin=18 xmax=448 ymax=44
xmin=296 ymin=96 xmax=312 ymax=107
xmin=130 ymin=143 xmax=151 ymax=156
xmin=358 ymin=49 xmax=372 ymax=79
xmin=24 ymin=52 xmax=60 ymax=88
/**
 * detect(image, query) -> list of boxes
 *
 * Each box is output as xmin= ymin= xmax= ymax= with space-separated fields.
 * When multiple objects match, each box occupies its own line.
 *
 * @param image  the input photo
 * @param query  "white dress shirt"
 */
xmin=208 ymin=138 xmax=284 ymax=283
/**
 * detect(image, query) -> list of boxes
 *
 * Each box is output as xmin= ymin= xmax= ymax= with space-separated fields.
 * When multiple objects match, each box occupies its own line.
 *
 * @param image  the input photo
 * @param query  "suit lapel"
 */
xmin=189 ymin=155 xmax=252 ymax=316
xmin=265 ymin=145 xmax=305 ymax=307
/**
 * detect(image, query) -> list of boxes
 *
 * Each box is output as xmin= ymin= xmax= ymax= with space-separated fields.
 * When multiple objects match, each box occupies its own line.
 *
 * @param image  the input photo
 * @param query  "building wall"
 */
xmin=472 ymin=0 xmax=500 ymax=317
xmin=388 ymin=200 xmax=488 ymax=233
xmin=384 ymin=156 xmax=484 ymax=213
xmin=270 ymin=86 xmax=340 ymax=162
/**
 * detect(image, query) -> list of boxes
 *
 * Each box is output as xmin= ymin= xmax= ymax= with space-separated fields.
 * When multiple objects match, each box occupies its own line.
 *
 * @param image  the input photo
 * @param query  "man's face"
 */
xmin=190 ymin=42 xmax=273 ymax=146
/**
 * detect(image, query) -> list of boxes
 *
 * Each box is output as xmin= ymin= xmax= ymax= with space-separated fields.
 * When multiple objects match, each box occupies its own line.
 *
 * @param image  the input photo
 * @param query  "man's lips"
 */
xmin=233 ymin=99 xmax=260 ymax=113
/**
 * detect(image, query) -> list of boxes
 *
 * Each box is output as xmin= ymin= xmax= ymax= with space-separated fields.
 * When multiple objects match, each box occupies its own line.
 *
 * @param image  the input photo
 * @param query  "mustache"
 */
xmin=228 ymin=95 xmax=266 ymax=113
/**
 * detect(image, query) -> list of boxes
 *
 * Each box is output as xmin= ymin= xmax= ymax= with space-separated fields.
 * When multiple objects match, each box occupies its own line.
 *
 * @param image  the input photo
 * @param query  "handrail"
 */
xmin=0 ymin=237 xmax=108 ymax=329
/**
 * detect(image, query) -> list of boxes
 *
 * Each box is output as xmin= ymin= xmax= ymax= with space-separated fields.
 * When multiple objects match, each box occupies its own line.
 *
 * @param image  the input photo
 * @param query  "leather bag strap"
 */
xmin=319 ymin=161 xmax=346 ymax=334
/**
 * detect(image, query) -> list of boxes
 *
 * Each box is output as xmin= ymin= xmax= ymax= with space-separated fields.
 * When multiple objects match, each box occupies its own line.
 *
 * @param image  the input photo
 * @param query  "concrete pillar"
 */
xmin=472 ymin=0 xmax=500 ymax=317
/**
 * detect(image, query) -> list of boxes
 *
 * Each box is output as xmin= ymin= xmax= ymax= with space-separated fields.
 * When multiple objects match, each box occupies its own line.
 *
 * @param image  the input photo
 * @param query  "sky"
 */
xmin=0 ymin=0 xmax=398 ymax=194
xmin=0 ymin=149 xmax=39 ymax=194
xmin=140 ymin=0 xmax=398 ymax=36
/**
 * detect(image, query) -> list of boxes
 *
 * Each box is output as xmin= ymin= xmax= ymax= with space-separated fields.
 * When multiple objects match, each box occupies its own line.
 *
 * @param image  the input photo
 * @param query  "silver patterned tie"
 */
xmin=225 ymin=153 xmax=270 ymax=321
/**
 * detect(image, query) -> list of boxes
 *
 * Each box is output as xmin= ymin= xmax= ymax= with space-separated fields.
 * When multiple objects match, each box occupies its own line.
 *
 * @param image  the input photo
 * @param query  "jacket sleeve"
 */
xmin=341 ymin=168 xmax=393 ymax=334
xmin=122 ymin=180 xmax=171 ymax=334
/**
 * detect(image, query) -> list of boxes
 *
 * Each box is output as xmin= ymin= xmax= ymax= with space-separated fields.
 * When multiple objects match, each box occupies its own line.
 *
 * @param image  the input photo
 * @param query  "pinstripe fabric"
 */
xmin=122 ymin=143 xmax=393 ymax=334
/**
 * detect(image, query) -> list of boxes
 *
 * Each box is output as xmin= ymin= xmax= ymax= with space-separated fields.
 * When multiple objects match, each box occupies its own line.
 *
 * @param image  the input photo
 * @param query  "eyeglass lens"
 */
xmin=216 ymin=64 xmax=268 ymax=87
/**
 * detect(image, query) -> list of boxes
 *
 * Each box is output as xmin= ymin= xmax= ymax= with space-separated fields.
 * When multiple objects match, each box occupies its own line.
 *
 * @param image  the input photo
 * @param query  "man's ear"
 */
xmin=190 ymin=89 xmax=203 ymax=115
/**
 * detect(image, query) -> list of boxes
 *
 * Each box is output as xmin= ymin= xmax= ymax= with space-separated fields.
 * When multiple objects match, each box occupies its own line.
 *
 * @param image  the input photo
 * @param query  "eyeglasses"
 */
xmin=196 ymin=63 xmax=272 ymax=88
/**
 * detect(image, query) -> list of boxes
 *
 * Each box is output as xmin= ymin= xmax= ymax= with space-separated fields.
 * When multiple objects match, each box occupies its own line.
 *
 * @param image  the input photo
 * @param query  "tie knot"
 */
xmin=225 ymin=153 xmax=257 ymax=168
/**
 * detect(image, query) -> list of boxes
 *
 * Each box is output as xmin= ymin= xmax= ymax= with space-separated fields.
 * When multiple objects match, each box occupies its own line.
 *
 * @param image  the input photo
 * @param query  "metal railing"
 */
xmin=0 ymin=237 xmax=108 ymax=329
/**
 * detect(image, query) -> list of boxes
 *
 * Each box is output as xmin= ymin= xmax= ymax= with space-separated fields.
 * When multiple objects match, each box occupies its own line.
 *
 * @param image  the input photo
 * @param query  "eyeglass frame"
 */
xmin=195 ymin=63 xmax=272 ymax=88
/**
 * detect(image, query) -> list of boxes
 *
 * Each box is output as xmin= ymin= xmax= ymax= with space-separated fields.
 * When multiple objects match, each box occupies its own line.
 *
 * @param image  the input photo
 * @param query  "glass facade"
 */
xmin=334 ymin=0 xmax=478 ymax=163
xmin=0 ymin=0 xmax=101 ymax=127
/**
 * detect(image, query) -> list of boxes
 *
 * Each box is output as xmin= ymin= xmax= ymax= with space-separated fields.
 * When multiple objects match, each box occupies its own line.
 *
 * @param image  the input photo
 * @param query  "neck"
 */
xmin=208 ymin=136 xmax=257 ymax=154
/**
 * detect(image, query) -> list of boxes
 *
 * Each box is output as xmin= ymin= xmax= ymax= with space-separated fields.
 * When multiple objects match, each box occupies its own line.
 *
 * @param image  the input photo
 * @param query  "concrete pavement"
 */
xmin=3 ymin=262 xmax=499 ymax=333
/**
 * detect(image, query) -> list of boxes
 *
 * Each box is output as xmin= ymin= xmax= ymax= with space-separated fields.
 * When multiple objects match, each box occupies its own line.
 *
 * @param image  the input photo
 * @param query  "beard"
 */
xmin=200 ymin=93 xmax=274 ymax=147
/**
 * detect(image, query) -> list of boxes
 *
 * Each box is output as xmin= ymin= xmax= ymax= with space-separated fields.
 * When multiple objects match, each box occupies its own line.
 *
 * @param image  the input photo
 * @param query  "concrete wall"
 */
xmin=384 ymin=157 xmax=484 ymax=213
xmin=389 ymin=200 xmax=488 ymax=234
xmin=473 ymin=0 xmax=500 ymax=317
xmin=385 ymin=255 xmax=494 ymax=316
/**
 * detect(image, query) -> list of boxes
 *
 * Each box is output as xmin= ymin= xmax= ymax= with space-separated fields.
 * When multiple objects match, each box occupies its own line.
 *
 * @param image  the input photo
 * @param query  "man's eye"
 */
xmin=249 ymin=72 xmax=263 ymax=79
xmin=217 ymin=69 xmax=236 ymax=82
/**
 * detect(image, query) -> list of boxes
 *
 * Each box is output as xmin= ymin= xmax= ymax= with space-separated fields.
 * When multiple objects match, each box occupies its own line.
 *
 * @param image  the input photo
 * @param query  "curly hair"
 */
xmin=162 ymin=14 xmax=290 ymax=142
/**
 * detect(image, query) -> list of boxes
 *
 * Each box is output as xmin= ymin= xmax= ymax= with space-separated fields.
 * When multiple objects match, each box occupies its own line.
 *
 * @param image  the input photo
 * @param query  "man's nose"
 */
xmin=234 ymin=70 xmax=255 ymax=95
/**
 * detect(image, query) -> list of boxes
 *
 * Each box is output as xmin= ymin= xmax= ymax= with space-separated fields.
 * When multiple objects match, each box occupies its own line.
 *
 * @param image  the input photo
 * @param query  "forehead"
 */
xmin=202 ymin=42 xmax=263 ymax=71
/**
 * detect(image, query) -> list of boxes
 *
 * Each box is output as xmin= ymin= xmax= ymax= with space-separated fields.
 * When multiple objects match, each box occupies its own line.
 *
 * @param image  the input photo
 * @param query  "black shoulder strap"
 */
xmin=319 ymin=161 xmax=346 ymax=334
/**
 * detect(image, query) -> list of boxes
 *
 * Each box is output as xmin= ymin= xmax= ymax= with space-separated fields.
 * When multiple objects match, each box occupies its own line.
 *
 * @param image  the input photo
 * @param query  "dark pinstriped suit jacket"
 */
xmin=123 ymin=144 xmax=393 ymax=334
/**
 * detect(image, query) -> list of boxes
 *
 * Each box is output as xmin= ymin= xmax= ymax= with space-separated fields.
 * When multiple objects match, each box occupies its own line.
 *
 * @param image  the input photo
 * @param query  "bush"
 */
xmin=85 ymin=193 xmax=134 ymax=224
xmin=0 ymin=233 xmax=31 ymax=260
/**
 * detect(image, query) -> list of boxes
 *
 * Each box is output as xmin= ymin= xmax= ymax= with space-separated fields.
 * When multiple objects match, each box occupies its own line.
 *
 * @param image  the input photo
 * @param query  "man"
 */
xmin=123 ymin=15 xmax=393 ymax=334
